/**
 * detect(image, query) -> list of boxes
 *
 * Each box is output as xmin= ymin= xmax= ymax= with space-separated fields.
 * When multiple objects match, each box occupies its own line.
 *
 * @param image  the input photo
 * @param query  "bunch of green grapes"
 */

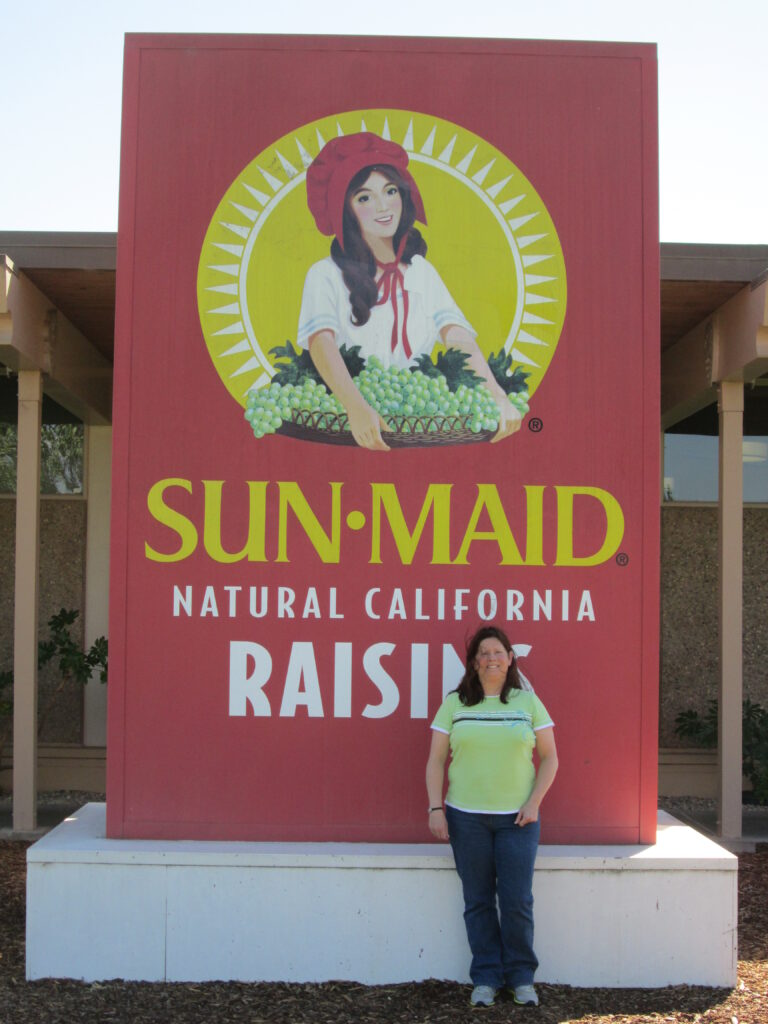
xmin=244 ymin=358 xmax=531 ymax=440
xmin=357 ymin=358 xmax=527 ymax=434
xmin=358 ymin=361 xmax=457 ymax=420
xmin=244 ymin=378 xmax=347 ymax=439
xmin=508 ymin=390 xmax=530 ymax=417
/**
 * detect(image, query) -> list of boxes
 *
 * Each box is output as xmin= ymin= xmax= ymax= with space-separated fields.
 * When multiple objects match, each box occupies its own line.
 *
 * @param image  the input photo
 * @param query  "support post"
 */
xmin=717 ymin=380 xmax=743 ymax=839
xmin=83 ymin=425 xmax=112 ymax=746
xmin=13 ymin=369 xmax=42 ymax=833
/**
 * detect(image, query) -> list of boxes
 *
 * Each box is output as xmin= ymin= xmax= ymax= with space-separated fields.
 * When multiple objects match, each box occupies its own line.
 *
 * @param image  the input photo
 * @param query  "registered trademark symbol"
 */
xmin=528 ymin=417 xmax=543 ymax=433
xmin=616 ymin=552 xmax=629 ymax=566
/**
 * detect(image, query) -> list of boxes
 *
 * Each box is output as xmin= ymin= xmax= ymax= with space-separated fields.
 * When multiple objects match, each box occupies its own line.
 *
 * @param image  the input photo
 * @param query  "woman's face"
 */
xmin=474 ymin=637 xmax=513 ymax=693
xmin=348 ymin=171 xmax=403 ymax=246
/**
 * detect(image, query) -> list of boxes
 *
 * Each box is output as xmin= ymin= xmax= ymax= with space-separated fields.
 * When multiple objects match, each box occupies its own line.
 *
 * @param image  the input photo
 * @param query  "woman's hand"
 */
xmin=490 ymin=386 xmax=523 ymax=443
xmin=515 ymin=799 xmax=540 ymax=826
xmin=345 ymin=393 xmax=392 ymax=451
xmin=516 ymin=727 xmax=558 ymax=826
xmin=429 ymin=808 xmax=450 ymax=841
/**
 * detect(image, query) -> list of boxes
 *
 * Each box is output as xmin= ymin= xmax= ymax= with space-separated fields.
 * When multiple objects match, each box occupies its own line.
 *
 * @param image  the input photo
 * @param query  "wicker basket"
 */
xmin=277 ymin=409 xmax=495 ymax=447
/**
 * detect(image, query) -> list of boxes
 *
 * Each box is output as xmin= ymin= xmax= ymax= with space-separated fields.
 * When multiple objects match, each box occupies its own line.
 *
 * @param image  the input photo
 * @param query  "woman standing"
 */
xmin=300 ymin=131 xmax=521 ymax=450
xmin=426 ymin=626 xmax=558 ymax=1008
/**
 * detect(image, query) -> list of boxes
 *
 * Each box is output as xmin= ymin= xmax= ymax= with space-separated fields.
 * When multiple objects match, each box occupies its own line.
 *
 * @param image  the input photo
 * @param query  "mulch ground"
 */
xmin=1 ymin=840 xmax=766 ymax=1024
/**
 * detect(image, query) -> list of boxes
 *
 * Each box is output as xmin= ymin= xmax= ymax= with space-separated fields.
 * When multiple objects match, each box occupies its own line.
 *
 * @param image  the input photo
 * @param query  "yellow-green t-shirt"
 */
xmin=431 ymin=690 xmax=554 ymax=813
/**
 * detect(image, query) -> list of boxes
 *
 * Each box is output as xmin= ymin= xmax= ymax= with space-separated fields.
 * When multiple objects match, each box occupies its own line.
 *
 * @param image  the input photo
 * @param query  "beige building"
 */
xmin=1 ymin=232 xmax=767 ymax=838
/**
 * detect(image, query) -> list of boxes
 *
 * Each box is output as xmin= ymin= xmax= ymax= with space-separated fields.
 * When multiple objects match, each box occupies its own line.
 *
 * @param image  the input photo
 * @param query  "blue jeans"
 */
xmin=446 ymin=806 xmax=540 ymax=988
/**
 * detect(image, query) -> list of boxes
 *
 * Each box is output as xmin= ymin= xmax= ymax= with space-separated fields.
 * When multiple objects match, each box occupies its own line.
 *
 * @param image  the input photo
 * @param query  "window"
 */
xmin=0 ymin=374 xmax=85 ymax=495
xmin=663 ymin=382 xmax=768 ymax=503
xmin=663 ymin=433 xmax=717 ymax=502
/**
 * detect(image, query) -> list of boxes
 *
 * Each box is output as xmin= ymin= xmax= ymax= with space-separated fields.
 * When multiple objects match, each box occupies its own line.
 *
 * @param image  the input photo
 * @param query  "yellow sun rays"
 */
xmin=198 ymin=111 xmax=566 ymax=403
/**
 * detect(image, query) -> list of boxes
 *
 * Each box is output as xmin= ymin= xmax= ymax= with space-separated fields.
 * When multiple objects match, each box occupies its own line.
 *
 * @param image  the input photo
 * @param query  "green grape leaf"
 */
xmin=411 ymin=349 xmax=481 ymax=391
xmin=269 ymin=340 xmax=324 ymax=387
xmin=487 ymin=350 xmax=531 ymax=394
xmin=433 ymin=349 xmax=482 ymax=392
xmin=339 ymin=344 xmax=365 ymax=379
xmin=411 ymin=353 xmax=441 ymax=378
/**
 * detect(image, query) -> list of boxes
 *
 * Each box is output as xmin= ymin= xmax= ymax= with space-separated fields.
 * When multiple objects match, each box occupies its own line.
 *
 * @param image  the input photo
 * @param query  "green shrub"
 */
xmin=0 ymin=609 xmax=107 ymax=776
xmin=674 ymin=698 xmax=768 ymax=804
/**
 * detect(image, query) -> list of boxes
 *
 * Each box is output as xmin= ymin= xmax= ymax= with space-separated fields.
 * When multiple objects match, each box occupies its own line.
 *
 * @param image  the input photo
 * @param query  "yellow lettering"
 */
xmin=370 ymin=483 xmax=452 ymax=565
xmin=453 ymin=484 xmax=525 ymax=565
xmin=145 ymin=478 xmax=197 ymax=562
xmin=202 ymin=481 xmax=267 ymax=563
xmin=555 ymin=486 xmax=625 ymax=566
xmin=277 ymin=481 xmax=342 ymax=563
xmin=523 ymin=485 xmax=545 ymax=566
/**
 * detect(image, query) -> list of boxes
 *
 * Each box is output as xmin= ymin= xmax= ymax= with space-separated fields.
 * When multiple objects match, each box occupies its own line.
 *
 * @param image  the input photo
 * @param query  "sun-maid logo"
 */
xmin=197 ymin=110 xmax=567 ymax=449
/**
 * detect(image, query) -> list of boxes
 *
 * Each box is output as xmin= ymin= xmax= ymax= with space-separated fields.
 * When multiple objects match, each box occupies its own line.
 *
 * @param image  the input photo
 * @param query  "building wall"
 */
xmin=660 ymin=505 xmax=768 ymax=747
xmin=0 ymin=497 xmax=87 ymax=744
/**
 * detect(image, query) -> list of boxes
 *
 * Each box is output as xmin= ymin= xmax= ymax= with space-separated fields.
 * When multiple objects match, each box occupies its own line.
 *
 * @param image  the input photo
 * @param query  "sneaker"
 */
xmin=512 ymin=983 xmax=539 ymax=1006
xmin=470 ymin=984 xmax=497 ymax=1007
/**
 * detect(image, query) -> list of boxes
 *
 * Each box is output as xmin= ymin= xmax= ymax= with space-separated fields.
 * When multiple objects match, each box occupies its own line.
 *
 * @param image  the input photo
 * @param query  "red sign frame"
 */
xmin=108 ymin=35 xmax=659 ymax=844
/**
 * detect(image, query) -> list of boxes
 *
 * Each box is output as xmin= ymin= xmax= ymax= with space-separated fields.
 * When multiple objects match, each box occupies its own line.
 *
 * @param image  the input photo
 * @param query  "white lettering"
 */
xmin=410 ymin=643 xmax=429 ymax=718
xmin=577 ymin=590 xmax=596 ymax=621
xmin=329 ymin=587 xmax=344 ymax=619
xmin=506 ymin=589 xmax=524 ymax=620
xmin=173 ymin=585 xmax=192 ymax=616
xmin=532 ymin=589 xmax=552 ymax=621
xmin=173 ymin=586 xmax=595 ymax=624
xmin=229 ymin=641 xmax=271 ymax=716
xmin=201 ymin=585 xmax=219 ymax=617
xmin=388 ymin=588 xmax=407 ymax=620
xmin=280 ymin=642 xmax=323 ymax=717
xmin=334 ymin=642 xmax=353 ymax=717
xmin=365 ymin=587 xmax=381 ymax=619
xmin=302 ymin=587 xmax=321 ymax=618
xmin=478 ymin=589 xmax=497 ymax=620
xmin=277 ymin=586 xmax=295 ymax=618
xmin=224 ymin=585 xmax=241 ymax=616
xmin=362 ymin=643 xmax=399 ymax=718
xmin=453 ymin=589 xmax=470 ymax=620
xmin=249 ymin=586 xmax=268 ymax=618
xmin=227 ymin=639 xmax=537 ymax=720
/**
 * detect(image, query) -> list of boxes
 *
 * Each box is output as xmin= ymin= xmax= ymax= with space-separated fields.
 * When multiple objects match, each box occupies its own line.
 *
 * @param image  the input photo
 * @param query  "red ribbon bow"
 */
xmin=375 ymin=237 xmax=411 ymax=360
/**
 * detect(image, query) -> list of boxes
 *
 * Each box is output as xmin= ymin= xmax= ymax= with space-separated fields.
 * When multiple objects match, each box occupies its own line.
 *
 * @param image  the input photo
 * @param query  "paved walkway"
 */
xmin=660 ymin=797 xmax=768 ymax=851
xmin=0 ymin=793 xmax=101 ymax=838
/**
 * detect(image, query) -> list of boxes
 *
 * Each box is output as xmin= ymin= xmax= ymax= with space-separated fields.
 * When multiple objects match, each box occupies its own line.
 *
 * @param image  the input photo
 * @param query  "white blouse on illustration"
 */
xmin=297 ymin=254 xmax=476 ymax=369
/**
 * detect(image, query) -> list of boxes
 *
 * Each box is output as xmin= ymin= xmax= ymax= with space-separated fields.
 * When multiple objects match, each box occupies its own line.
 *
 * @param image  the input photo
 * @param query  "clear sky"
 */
xmin=2 ymin=0 xmax=766 ymax=243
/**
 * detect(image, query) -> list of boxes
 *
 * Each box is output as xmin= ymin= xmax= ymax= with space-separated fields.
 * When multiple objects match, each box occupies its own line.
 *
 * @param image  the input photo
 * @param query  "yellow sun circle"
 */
xmin=197 ymin=109 xmax=567 ymax=407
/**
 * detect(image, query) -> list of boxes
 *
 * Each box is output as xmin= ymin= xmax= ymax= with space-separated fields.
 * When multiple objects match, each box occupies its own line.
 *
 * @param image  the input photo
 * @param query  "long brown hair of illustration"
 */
xmin=330 ymin=163 xmax=427 ymax=327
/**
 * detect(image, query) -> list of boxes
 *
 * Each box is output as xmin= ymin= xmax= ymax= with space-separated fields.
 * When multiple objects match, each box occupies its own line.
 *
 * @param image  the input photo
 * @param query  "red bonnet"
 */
xmin=306 ymin=132 xmax=426 ymax=248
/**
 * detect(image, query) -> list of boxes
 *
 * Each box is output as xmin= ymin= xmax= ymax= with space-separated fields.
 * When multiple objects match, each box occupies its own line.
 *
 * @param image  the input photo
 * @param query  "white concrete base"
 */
xmin=26 ymin=805 xmax=737 ymax=987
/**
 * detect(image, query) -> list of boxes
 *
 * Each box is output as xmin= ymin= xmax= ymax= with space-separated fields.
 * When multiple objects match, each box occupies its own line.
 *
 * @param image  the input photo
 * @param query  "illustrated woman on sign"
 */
xmin=299 ymin=132 xmax=522 ymax=450
xmin=426 ymin=625 xmax=558 ymax=1009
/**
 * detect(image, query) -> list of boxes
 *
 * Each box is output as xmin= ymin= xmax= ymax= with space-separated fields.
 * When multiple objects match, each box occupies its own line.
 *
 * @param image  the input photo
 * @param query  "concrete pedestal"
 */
xmin=26 ymin=805 xmax=737 ymax=986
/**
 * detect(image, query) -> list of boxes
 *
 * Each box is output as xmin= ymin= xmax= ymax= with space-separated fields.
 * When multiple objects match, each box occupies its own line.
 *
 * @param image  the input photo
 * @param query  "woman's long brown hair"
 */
xmin=455 ymin=625 xmax=522 ymax=706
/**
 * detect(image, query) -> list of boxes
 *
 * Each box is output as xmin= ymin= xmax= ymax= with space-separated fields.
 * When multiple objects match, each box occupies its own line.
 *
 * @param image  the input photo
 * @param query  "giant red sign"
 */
xmin=108 ymin=35 xmax=659 ymax=843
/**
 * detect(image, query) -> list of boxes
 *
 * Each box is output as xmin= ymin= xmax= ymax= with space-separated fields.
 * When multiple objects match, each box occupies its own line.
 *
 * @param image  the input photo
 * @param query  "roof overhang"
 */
xmin=1 ymin=233 xmax=767 ymax=428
